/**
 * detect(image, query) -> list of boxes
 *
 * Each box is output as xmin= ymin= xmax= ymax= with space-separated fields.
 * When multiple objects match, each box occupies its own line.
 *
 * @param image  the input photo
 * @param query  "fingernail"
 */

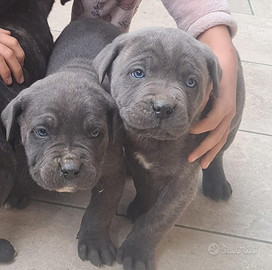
xmin=188 ymin=156 xmax=197 ymax=163
xmin=6 ymin=77 xmax=12 ymax=85
xmin=19 ymin=76 xmax=24 ymax=84
xmin=202 ymin=162 xmax=210 ymax=169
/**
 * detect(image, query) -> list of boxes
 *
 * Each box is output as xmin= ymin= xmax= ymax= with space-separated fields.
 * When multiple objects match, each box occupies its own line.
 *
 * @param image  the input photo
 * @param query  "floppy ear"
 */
xmin=92 ymin=34 xmax=128 ymax=84
xmin=1 ymin=94 xmax=26 ymax=143
xmin=206 ymin=50 xmax=223 ymax=98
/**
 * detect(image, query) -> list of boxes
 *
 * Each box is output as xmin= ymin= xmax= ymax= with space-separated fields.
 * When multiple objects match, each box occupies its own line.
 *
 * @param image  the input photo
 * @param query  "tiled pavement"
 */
xmin=1 ymin=1 xmax=272 ymax=269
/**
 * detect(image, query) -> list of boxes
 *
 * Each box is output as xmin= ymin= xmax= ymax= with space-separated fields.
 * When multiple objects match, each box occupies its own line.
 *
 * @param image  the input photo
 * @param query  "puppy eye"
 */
xmin=90 ymin=130 xmax=100 ymax=139
xmin=186 ymin=78 xmax=197 ymax=88
xmin=34 ymin=128 xmax=48 ymax=138
xmin=131 ymin=69 xmax=145 ymax=78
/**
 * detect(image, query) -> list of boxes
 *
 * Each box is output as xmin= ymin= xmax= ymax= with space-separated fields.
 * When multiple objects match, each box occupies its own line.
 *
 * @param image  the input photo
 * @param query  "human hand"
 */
xmin=188 ymin=25 xmax=238 ymax=169
xmin=0 ymin=28 xmax=25 ymax=85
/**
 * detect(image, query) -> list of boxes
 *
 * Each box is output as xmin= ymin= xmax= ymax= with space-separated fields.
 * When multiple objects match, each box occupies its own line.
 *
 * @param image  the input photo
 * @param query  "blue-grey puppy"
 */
xmin=2 ymin=19 xmax=126 ymax=267
xmin=0 ymin=0 xmax=54 ymax=263
xmin=93 ymin=28 xmax=245 ymax=270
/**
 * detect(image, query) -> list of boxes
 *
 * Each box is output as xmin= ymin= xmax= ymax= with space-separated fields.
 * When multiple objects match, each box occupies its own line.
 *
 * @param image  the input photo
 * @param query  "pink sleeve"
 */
xmin=161 ymin=0 xmax=237 ymax=38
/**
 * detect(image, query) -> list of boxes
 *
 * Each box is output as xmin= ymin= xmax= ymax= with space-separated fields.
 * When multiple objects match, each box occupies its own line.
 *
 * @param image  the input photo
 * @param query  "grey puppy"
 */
xmin=0 ymin=0 xmax=54 ymax=208
xmin=0 ymin=0 xmax=54 ymax=263
xmin=93 ymin=28 xmax=245 ymax=270
xmin=2 ymin=19 xmax=126 ymax=267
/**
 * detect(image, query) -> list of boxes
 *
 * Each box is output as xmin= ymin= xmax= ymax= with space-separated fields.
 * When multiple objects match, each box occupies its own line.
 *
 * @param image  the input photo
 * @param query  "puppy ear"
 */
xmin=1 ymin=94 xmax=25 ymax=143
xmin=93 ymin=34 xmax=127 ymax=84
xmin=206 ymin=50 xmax=223 ymax=98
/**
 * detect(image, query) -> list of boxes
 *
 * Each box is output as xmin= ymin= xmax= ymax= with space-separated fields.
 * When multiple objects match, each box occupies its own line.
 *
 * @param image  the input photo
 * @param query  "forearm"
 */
xmin=197 ymin=25 xmax=238 ymax=102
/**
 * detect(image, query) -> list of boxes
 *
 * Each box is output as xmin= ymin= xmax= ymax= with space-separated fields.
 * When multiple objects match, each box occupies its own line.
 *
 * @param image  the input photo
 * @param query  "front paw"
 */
xmin=77 ymin=233 xmax=116 ymax=267
xmin=117 ymin=240 xmax=155 ymax=270
xmin=202 ymin=178 xmax=232 ymax=201
xmin=0 ymin=239 xmax=16 ymax=263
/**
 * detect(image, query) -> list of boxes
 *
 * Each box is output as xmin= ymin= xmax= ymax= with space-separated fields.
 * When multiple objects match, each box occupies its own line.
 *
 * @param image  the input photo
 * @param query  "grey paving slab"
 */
xmin=1 ymin=201 xmax=271 ymax=270
xmin=233 ymin=13 xmax=272 ymax=65
xmin=176 ymin=131 xmax=272 ymax=242
xmin=51 ymin=30 xmax=61 ymax=41
xmin=130 ymin=0 xmax=176 ymax=31
xmin=33 ymin=188 xmax=90 ymax=208
xmin=251 ymin=0 xmax=272 ymax=18
xmin=48 ymin=0 xmax=72 ymax=32
xmin=0 ymin=201 xmax=119 ymax=270
xmin=240 ymin=61 xmax=272 ymax=135
xmin=228 ymin=0 xmax=253 ymax=15
xmin=156 ymin=226 xmax=272 ymax=270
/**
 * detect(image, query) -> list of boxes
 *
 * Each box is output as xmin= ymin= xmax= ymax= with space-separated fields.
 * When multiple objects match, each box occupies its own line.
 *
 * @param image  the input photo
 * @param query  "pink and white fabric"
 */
xmin=71 ymin=0 xmax=237 ymax=37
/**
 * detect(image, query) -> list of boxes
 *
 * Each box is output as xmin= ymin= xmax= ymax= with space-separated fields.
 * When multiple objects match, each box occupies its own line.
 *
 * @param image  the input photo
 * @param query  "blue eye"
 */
xmin=186 ymin=78 xmax=197 ymax=88
xmin=131 ymin=69 xmax=145 ymax=78
xmin=90 ymin=130 xmax=100 ymax=139
xmin=35 ymin=128 xmax=48 ymax=138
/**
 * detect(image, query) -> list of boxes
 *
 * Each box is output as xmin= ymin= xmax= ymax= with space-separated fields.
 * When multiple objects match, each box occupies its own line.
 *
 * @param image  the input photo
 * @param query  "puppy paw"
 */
xmin=202 ymin=178 xmax=232 ymax=201
xmin=78 ymin=234 xmax=116 ymax=267
xmin=117 ymin=241 xmax=155 ymax=270
xmin=4 ymin=194 xmax=31 ymax=210
xmin=0 ymin=239 xmax=16 ymax=263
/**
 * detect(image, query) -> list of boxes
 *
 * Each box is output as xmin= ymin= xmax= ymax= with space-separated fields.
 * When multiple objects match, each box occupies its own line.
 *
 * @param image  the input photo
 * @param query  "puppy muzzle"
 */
xmin=120 ymin=92 xmax=189 ymax=140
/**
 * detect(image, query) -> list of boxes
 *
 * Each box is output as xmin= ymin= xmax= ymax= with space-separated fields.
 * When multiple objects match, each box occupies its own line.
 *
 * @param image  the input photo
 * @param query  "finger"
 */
xmin=0 ymin=28 xmax=11 ymax=35
xmin=188 ymin=119 xmax=230 ymax=163
xmin=0 ymin=34 xmax=25 ymax=66
xmin=200 ymin=127 xmax=229 ymax=169
xmin=0 ymin=54 xmax=12 ymax=85
xmin=0 ymin=43 xmax=24 ymax=84
xmin=190 ymin=107 xmax=224 ymax=134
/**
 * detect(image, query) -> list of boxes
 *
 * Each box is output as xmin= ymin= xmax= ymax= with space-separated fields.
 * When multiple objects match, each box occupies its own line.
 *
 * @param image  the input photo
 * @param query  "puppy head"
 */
xmin=93 ymin=27 xmax=222 ymax=140
xmin=1 ymin=72 xmax=118 ymax=192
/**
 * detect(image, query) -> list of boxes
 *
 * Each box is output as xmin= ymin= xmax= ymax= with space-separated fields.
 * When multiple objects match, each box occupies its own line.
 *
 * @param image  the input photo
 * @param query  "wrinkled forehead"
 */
xmin=120 ymin=28 xmax=207 ymax=68
xmin=24 ymin=82 xmax=108 ymax=126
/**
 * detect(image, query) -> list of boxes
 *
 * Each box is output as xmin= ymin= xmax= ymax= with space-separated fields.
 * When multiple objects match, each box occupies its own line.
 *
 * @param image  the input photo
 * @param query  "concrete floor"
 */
xmin=1 ymin=0 xmax=272 ymax=269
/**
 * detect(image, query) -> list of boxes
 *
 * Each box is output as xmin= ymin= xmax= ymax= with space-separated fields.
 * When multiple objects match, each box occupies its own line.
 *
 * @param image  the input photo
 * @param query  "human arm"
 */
xmin=161 ymin=0 xmax=238 ymax=168
xmin=0 ymin=28 xmax=25 ymax=85
xmin=189 ymin=25 xmax=238 ymax=169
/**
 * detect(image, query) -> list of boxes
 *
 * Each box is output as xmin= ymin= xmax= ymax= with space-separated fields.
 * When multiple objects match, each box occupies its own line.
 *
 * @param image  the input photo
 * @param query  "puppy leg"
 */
xmin=127 ymin=190 xmax=153 ymax=223
xmin=202 ymin=152 xmax=232 ymax=201
xmin=77 ymin=151 xmax=126 ymax=267
xmin=0 ymin=147 xmax=16 ymax=206
xmin=117 ymin=169 xmax=198 ymax=270
xmin=127 ymin=173 xmax=157 ymax=223
xmin=4 ymin=145 xmax=34 ymax=209
xmin=77 ymin=177 xmax=125 ymax=267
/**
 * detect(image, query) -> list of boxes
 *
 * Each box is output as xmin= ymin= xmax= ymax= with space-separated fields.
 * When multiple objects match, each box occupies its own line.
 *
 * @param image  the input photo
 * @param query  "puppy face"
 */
xmin=2 ymin=73 xmax=117 ymax=192
xmin=93 ymin=28 xmax=222 ymax=140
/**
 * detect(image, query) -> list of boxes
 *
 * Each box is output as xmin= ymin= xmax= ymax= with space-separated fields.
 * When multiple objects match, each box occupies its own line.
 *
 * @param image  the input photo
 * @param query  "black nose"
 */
xmin=60 ymin=156 xmax=82 ymax=180
xmin=152 ymin=101 xmax=174 ymax=119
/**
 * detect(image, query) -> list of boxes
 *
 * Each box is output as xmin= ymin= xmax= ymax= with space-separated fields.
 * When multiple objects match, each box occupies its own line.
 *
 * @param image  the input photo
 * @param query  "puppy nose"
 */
xmin=152 ymin=101 xmax=174 ymax=119
xmin=60 ymin=155 xmax=82 ymax=180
